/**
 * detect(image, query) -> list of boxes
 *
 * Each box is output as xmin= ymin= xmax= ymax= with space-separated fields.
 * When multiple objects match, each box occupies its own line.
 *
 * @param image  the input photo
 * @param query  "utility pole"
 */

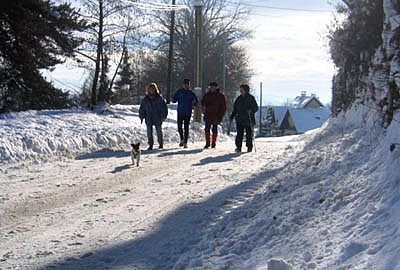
xmin=193 ymin=0 xmax=203 ymax=122
xmin=222 ymin=36 xmax=227 ymax=92
xmin=259 ymin=82 xmax=263 ymax=129
xmin=166 ymin=0 xmax=176 ymax=104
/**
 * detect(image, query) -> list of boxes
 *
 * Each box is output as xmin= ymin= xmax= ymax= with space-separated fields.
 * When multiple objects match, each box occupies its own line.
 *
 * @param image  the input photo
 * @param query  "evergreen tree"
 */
xmin=113 ymin=49 xmax=136 ymax=104
xmin=0 ymin=0 xmax=86 ymax=112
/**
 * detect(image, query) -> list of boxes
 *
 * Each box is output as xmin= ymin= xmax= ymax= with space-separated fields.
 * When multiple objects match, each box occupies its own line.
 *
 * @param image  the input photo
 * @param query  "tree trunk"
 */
xmin=90 ymin=0 xmax=104 ymax=108
xmin=166 ymin=0 xmax=176 ymax=104
xmin=98 ymin=45 xmax=107 ymax=102
xmin=108 ymin=32 xmax=129 ymax=95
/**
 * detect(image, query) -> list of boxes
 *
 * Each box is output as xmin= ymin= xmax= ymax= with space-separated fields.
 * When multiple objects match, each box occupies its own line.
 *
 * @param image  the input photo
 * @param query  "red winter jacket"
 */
xmin=201 ymin=90 xmax=227 ymax=125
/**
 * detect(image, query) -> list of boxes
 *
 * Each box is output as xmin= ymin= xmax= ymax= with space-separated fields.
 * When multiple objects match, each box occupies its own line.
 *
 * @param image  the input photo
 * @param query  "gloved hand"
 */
xmin=140 ymin=118 xmax=144 ymax=124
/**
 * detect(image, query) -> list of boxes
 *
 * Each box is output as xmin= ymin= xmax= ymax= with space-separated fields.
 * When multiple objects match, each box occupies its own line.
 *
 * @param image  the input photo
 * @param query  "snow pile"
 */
xmin=0 ymin=105 xmax=209 ymax=164
xmin=173 ymin=105 xmax=400 ymax=269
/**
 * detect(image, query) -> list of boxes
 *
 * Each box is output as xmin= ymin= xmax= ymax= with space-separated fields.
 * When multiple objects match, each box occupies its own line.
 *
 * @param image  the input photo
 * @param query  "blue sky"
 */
xmin=242 ymin=0 xmax=339 ymax=105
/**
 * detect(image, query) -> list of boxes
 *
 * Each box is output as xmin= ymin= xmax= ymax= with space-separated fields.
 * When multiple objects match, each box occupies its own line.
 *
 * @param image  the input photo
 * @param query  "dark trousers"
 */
xmin=147 ymin=124 xmax=163 ymax=146
xmin=177 ymin=114 xmax=191 ymax=143
xmin=205 ymin=123 xmax=218 ymax=134
xmin=235 ymin=123 xmax=253 ymax=150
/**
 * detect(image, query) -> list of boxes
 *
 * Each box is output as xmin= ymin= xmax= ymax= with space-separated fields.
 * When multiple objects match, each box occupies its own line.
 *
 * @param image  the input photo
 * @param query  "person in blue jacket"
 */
xmin=139 ymin=83 xmax=168 ymax=150
xmin=172 ymin=79 xmax=198 ymax=148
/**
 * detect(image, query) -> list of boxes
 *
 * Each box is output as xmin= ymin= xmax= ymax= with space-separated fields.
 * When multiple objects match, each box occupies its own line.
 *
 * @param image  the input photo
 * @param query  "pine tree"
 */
xmin=0 ymin=0 xmax=86 ymax=112
xmin=113 ymin=49 xmax=136 ymax=104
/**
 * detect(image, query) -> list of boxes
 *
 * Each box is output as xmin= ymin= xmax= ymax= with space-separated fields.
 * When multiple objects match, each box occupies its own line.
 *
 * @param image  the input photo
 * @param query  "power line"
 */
xmin=227 ymin=1 xmax=333 ymax=13
xmin=121 ymin=0 xmax=188 ymax=11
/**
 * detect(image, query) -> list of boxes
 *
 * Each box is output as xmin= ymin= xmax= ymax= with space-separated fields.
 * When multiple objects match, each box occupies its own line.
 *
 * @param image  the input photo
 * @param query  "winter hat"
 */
xmin=209 ymin=82 xmax=218 ymax=87
xmin=183 ymin=79 xmax=191 ymax=85
xmin=240 ymin=84 xmax=250 ymax=93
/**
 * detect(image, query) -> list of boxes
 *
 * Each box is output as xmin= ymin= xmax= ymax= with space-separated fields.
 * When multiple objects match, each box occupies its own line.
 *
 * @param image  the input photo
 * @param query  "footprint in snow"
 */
xmin=180 ymin=179 xmax=192 ymax=185
xmin=36 ymin=250 xmax=54 ymax=256
xmin=68 ymin=242 xmax=83 ymax=246
xmin=151 ymin=179 xmax=162 ymax=183
xmin=80 ymin=252 xmax=94 ymax=259
xmin=74 ymin=233 xmax=85 ymax=238
xmin=0 ymin=251 xmax=13 ymax=261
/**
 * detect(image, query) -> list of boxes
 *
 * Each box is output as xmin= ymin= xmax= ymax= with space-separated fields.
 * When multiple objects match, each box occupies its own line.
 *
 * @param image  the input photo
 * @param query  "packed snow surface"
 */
xmin=0 ymin=105 xmax=399 ymax=270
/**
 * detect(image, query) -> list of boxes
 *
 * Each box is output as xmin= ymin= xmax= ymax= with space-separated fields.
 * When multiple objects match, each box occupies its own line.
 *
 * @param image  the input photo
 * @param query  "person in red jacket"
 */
xmin=201 ymin=82 xmax=227 ymax=149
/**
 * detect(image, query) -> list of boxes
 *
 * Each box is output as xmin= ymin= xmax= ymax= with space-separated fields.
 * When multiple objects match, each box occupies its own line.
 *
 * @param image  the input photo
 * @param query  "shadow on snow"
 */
xmin=192 ymin=152 xmax=241 ymax=166
xmin=109 ymin=164 xmax=133 ymax=174
xmin=157 ymin=148 xmax=203 ymax=157
xmin=75 ymin=150 xmax=131 ymax=160
xmin=39 ymin=166 xmax=287 ymax=270
xmin=41 ymin=134 xmax=341 ymax=270
xmin=75 ymin=148 xmax=176 ymax=161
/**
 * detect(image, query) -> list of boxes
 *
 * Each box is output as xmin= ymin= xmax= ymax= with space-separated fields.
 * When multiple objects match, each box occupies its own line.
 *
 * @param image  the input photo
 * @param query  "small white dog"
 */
xmin=131 ymin=143 xmax=141 ymax=167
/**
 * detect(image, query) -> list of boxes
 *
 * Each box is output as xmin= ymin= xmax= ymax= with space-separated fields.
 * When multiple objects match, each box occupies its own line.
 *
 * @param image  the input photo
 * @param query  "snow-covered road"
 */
xmin=2 ymin=106 xmax=399 ymax=270
xmin=0 ymin=138 xmax=303 ymax=270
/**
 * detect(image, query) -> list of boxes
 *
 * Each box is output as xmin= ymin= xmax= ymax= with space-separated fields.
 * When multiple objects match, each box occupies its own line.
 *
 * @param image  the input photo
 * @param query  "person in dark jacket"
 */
xmin=172 ymin=79 xmax=198 ymax=148
xmin=230 ymin=84 xmax=259 ymax=152
xmin=201 ymin=82 xmax=227 ymax=149
xmin=139 ymin=83 xmax=168 ymax=150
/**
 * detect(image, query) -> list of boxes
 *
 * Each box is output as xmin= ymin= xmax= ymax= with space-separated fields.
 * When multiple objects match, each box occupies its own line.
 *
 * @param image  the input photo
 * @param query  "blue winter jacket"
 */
xmin=172 ymin=88 xmax=198 ymax=116
xmin=139 ymin=94 xmax=168 ymax=126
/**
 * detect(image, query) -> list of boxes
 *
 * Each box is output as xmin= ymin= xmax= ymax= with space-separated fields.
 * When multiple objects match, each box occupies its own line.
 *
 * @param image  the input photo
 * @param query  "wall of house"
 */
xmin=304 ymin=99 xmax=323 ymax=109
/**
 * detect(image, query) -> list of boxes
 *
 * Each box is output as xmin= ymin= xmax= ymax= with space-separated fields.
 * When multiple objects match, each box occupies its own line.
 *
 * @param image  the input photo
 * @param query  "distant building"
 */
xmin=291 ymin=91 xmax=324 ymax=109
xmin=280 ymin=107 xmax=331 ymax=135
xmin=258 ymin=91 xmax=330 ymax=136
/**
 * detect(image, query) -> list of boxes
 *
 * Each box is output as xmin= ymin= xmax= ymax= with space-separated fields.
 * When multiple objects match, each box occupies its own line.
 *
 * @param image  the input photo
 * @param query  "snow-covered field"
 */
xmin=0 ymin=105 xmax=399 ymax=270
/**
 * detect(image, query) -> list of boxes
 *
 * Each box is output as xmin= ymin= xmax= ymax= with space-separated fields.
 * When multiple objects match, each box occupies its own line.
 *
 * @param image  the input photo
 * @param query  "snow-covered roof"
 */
xmin=286 ymin=107 xmax=331 ymax=133
xmin=291 ymin=95 xmax=323 ymax=108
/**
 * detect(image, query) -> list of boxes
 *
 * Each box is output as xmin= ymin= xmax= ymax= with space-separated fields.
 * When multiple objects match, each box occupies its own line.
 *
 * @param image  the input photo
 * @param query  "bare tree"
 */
xmin=78 ymin=0 xmax=147 ymax=107
xmin=142 ymin=0 xmax=252 ymax=112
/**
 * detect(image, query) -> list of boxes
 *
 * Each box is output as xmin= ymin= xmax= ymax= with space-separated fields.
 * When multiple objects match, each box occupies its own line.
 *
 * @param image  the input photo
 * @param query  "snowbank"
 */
xmin=0 ymin=105 xmax=209 ymax=164
xmin=173 ymin=105 xmax=400 ymax=269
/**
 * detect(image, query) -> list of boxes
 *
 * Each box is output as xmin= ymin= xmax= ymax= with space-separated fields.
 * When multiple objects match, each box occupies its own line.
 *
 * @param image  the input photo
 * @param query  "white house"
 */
xmin=280 ymin=107 xmax=331 ymax=135
xmin=259 ymin=91 xmax=330 ymax=136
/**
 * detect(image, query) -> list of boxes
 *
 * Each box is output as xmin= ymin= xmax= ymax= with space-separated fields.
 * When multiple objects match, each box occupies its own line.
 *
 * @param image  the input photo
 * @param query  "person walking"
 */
xmin=139 ymin=83 xmax=168 ymax=150
xmin=172 ymin=79 xmax=198 ymax=148
xmin=201 ymin=82 xmax=227 ymax=149
xmin=230 ymin=84 xmax=259 ymax=153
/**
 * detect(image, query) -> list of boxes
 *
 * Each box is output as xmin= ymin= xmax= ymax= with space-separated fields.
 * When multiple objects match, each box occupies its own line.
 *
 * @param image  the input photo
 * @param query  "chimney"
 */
xmin=301 ymin=91 xmax=307 ymax=97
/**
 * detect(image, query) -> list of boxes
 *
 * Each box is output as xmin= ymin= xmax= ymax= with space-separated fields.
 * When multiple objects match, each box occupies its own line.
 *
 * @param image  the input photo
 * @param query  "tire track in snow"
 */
xmin=0 ymin=139 xmax=303 ymax=269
